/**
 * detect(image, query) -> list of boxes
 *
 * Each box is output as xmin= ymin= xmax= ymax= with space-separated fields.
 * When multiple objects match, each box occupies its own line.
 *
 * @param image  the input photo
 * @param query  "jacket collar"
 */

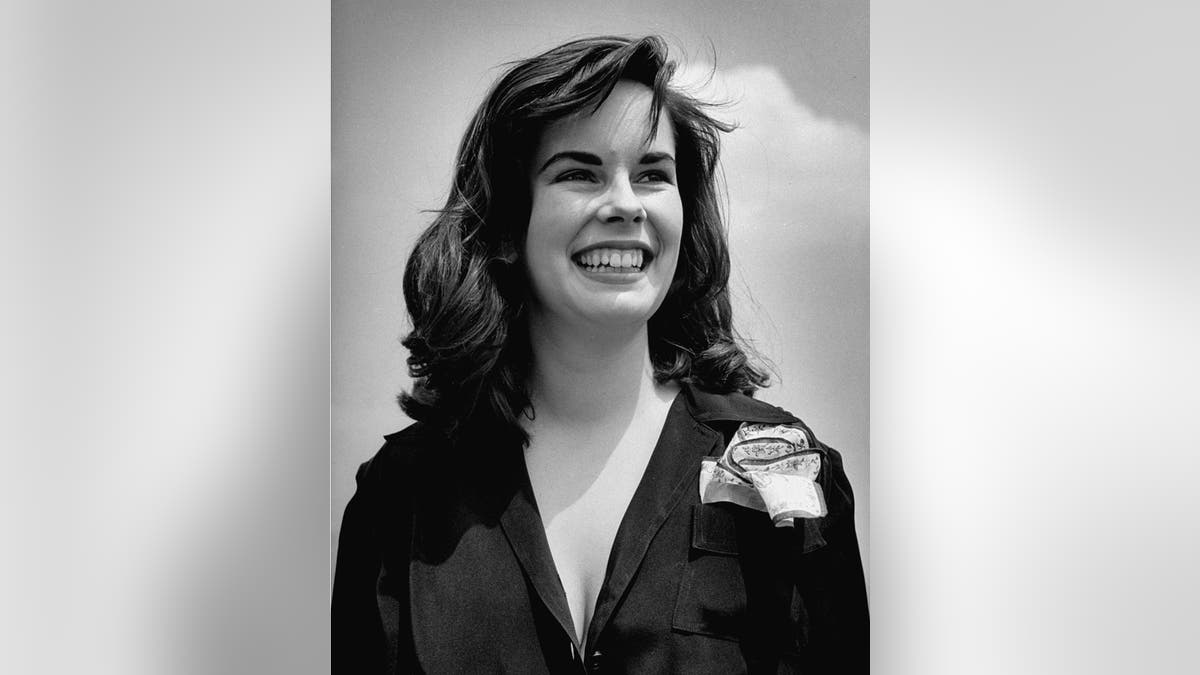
xmin=682 ymin=382 xmax=800 ymax=426
xmin=498 ymin=464 xmax=582 ymax=654
xmin=583 ymin=389 xmax=720 ymax=654
xmin=494 ymin=390 xmax=725 ymax=657
xmin=585 ymin=385 xmax=798 ymax=652
xmin=407 ymin=384 xmax=798 ymax=668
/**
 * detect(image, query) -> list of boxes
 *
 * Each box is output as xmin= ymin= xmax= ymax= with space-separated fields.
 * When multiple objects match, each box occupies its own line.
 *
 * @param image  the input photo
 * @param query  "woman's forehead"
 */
xmin=535 ymin=81 xmax=676 ymax=160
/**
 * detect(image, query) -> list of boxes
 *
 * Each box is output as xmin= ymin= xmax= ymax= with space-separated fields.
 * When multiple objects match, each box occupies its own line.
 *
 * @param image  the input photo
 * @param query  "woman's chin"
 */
xmin=526 ymin=269 xmax=671 ymax=330
xmin=569 ymin=296 xmax=667 ymax=329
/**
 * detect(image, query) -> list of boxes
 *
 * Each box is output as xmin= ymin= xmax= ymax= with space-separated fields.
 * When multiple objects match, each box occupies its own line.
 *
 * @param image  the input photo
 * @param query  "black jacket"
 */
xmin=332 ymin=384 xmax=869 ymax=673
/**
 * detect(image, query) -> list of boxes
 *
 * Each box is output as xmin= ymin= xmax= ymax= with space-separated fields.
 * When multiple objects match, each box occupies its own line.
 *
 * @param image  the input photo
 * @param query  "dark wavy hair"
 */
xmin=400 ymin=35 xmax=769 ymax=445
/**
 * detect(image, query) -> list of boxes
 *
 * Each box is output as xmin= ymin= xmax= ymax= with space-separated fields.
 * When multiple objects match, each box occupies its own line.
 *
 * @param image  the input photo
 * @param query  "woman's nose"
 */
xmin=596 ymin=177 xmax=645 ymax=224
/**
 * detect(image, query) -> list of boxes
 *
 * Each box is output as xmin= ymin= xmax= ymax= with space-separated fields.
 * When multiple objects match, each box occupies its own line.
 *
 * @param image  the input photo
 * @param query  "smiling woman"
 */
xmin=332 ymin=36 xmax=868 ymax=674
xmin=526 ymin=80 xmax=682 ymax=329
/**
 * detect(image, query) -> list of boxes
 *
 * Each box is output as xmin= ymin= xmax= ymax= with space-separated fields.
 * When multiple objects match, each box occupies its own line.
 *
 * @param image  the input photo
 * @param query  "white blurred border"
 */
xmin=873 ymin=1 xmax=1200 ymax=672
xmin=2 ymin=2 xmax=329 ymax=673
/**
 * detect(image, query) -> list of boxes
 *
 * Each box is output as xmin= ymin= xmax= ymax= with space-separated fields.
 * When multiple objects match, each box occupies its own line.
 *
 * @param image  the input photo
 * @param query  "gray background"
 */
xmin=332 ymin=0 xmax=869 ymax=577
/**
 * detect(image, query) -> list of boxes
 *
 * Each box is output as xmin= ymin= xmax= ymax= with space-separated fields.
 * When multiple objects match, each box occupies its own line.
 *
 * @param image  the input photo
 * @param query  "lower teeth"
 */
xmin=584 ymin=264 xmax=640 ymax=272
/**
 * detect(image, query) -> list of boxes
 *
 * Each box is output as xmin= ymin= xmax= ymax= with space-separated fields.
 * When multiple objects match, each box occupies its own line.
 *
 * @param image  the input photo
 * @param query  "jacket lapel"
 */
xmin=498 ymin=467 xmax=582 ymax=653
xmin=686 ymin=385 xmax=800 ymax=426
xmin=408 ymin=439 xmax=564 ymax=672
xmin=584 ymin=386 xmax=803 ymax=653
xmin=584 ymin=392 xmax=724 ymax=653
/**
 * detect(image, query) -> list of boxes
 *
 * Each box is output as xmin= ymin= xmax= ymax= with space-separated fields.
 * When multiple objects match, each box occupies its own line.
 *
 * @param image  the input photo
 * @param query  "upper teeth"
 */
xmin=575 ymin=248 xmax=645 ymax=269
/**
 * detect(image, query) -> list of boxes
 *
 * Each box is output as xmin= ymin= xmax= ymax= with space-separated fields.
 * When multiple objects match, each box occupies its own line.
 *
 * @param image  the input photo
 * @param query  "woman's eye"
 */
xmin=556 ymin=169 xmax=594 ymax=182
xmin=637 ymin=171 xmax=672 ymax=184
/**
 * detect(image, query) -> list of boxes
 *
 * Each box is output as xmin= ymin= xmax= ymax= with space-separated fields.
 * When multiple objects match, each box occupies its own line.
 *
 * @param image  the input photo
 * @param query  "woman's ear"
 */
xmin=493 ymin=234 xmax=520 ymax=266
xmin=488 ymin=234 xmax=527 ymax=307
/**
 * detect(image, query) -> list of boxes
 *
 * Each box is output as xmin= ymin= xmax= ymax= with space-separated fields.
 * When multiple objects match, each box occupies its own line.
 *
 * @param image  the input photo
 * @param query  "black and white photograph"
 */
xmin=332 ymin=2 xmax=869 ymax=671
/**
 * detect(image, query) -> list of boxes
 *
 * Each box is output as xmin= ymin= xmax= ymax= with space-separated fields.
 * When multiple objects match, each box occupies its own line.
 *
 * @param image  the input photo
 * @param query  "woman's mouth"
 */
xmin=572 ymin=247 xmax=651 ymax=273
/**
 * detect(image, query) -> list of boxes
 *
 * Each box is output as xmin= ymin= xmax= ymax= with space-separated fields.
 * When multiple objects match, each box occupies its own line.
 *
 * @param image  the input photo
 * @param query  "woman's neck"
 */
xmin=525 ymin=318 xmax=671 ymax=428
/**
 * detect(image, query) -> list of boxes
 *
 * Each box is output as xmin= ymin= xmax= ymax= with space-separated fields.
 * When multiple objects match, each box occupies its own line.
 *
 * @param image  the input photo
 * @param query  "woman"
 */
xmin=333 ymin=36 xmax=868 ymax=673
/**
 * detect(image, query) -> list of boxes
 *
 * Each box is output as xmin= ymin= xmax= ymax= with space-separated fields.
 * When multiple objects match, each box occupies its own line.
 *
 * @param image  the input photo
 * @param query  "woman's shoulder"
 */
xmin=684 ymin=385 xmax=796 ymax=423
xmin=353 ymin=420 xmax=447 ymax=488
xmin=683 ymin=383 xmax=812 ymax=429
xmin=682 ymin=383 xmax=840 ymax=458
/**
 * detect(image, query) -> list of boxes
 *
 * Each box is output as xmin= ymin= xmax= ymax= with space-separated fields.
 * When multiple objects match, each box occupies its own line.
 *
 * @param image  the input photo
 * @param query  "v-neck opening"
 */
xmin=500 ymin=386 xmax=719 ymax=656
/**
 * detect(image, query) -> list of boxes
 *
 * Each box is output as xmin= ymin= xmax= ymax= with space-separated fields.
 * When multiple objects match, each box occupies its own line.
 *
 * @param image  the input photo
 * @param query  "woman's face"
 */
xmin=524 ymin=80 xmax=683 ymax=332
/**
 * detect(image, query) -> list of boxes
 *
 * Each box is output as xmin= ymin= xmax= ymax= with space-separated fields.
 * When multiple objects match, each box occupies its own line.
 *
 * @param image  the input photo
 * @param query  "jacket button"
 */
xmin=588 ymin=650 xmax=603 ymax=672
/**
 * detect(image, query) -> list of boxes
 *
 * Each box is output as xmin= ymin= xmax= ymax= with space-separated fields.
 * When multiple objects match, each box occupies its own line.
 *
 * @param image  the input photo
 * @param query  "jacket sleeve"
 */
xmin=331 ymin=459 xmax=391 ymax=673
xmin=792 ymin=442 xmax=870 ymax=673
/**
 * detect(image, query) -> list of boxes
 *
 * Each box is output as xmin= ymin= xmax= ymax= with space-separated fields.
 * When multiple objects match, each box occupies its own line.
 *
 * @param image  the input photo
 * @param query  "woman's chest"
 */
xmin=524 ymin=424 xmax=662 ymax=639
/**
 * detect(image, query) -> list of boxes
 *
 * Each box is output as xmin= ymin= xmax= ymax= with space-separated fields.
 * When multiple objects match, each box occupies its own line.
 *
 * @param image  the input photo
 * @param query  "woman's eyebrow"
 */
xmin=537 ymin=150 xmax=602 ymax=174
xmin=640 ymin=151 xmax=676 ymax=164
